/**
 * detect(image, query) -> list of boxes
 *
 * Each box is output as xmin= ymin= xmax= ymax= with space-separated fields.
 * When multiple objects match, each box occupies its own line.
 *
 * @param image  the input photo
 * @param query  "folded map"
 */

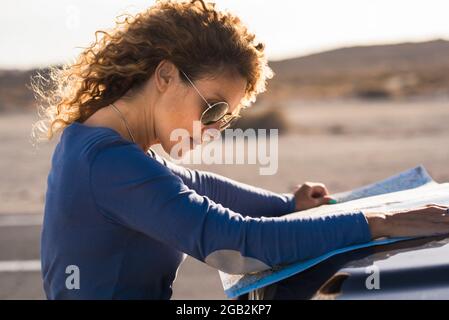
xmin=219 ymin=165 xmax=448 ymax=298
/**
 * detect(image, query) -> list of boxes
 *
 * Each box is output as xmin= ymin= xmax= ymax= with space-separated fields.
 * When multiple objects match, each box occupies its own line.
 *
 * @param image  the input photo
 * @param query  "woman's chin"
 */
xmin=163 ymin=138 xmax=197 ymax=160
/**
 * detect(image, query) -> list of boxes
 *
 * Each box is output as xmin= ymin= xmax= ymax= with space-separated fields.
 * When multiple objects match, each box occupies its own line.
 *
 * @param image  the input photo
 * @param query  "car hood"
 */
xmin=274 ymin=236 xmax=449 ymax=300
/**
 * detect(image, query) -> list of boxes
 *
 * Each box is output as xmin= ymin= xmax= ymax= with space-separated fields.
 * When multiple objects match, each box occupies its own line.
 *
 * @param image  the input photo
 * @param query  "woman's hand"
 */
xmin=365 ymin=204 xmax=449 ymax=240
xmin=293 ymin=182 xmax=335 ymax=211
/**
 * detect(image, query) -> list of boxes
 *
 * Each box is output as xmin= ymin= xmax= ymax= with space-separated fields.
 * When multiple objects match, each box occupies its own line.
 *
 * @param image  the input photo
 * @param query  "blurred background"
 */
xmin=1 ymin=0 xmax=448 ymax=299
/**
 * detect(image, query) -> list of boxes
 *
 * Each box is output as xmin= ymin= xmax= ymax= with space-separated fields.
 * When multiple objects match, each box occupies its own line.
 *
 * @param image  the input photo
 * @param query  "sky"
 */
xmin=1 ymin=0 xmax=449 ymax=69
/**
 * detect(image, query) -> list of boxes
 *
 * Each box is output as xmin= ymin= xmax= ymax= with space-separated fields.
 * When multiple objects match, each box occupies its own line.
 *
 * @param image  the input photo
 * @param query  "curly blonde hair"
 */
xmin=31 ymin=0 xmax=273 ymax=140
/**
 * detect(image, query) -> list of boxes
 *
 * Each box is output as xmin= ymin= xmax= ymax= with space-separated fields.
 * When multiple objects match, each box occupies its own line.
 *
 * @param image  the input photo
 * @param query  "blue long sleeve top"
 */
xmin=41 ymin=121 xmax=372 ymax=299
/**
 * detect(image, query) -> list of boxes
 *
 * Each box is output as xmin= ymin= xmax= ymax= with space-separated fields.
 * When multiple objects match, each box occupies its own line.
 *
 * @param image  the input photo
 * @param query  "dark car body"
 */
xmin=241 ymin=236 xmax=449 ymax=300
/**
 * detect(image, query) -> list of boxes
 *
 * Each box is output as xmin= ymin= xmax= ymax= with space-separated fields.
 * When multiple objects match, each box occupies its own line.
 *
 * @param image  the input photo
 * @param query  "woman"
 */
xmin=34 ymin=0 xmax=449 ymax=299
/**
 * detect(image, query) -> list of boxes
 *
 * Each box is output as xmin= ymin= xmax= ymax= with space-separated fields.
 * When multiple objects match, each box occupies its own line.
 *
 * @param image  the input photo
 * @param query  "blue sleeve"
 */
xmin=146 ymin=148 xmax=296 ymax=218
xmin=91 ymin=144 xmax=372 ymax=274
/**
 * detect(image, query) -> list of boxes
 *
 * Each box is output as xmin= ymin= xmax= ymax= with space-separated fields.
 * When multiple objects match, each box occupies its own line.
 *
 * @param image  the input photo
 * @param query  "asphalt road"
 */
xmin=0 ymin=214 xmax=43 ymax=299
xmin=0 ymin=214 xmax=226 ymax=300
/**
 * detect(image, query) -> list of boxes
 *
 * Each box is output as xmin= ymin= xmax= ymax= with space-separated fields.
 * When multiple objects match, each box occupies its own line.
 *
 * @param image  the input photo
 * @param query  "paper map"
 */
xmin=219 ymin=165 xmax=448 ymax=298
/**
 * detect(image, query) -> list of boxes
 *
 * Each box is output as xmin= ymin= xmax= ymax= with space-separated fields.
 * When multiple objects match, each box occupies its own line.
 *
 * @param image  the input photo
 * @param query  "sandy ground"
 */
xmin=0 ymin=99 xmax=448 ymax=299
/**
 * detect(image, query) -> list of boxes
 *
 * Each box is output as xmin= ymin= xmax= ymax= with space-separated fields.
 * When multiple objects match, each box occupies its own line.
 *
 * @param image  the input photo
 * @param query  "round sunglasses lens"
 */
xmin=201 ymin=102 xmax=229 ymax=125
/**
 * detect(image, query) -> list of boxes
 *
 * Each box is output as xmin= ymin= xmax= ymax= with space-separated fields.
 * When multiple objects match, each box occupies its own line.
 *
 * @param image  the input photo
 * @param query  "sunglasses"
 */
xmin=180 ymin=70 xmax=241 ymax=130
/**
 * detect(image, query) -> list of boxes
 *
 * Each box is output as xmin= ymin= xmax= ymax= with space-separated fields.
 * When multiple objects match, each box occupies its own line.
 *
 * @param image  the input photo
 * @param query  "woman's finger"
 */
xmin=322 ymin=195 xmax=335 ymax=205
xmin=310 ymin=185 xmax=329 ymax=197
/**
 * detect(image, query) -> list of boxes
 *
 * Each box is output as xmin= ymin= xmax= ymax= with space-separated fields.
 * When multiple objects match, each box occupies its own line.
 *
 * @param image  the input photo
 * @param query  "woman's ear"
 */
xmin=154 ymin=60 xmax=175 ymax=92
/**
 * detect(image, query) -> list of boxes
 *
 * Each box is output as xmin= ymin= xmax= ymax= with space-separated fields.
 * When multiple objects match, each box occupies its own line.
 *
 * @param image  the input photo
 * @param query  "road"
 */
xmin=0 ymin=214 xmax=226 ymax=300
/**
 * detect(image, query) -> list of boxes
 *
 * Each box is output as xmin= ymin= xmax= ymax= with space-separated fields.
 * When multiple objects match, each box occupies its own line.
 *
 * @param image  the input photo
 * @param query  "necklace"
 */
xmin=110 ymin=103 xmax=136 ymax=143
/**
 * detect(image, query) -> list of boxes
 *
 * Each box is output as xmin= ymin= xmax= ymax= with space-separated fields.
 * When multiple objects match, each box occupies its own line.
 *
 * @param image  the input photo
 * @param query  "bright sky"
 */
xmin=2 ymin=0 xmax=449 ymax=69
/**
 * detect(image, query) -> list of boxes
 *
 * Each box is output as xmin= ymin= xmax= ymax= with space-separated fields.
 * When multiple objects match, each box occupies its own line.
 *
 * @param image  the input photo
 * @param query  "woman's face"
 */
xmin=152 ymin=62 xmax=247 ymax=157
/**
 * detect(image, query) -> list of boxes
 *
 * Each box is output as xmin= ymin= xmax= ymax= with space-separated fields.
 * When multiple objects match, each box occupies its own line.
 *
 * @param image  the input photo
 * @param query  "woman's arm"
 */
xmin=146 ymin=148 xmax=295 ymax=218
xmin=91 ymin=144 xmax=372 ymax=274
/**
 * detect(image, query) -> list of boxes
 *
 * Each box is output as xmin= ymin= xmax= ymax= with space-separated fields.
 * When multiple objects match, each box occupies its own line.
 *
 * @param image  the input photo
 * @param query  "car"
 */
xmin=238 ymin=235 xmax=449 ymax=300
